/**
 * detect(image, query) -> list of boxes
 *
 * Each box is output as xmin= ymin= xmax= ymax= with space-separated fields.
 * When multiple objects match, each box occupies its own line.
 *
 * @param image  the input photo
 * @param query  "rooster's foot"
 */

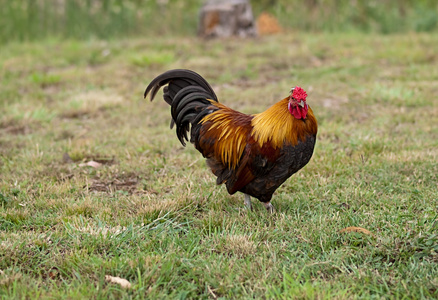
xmin=263 ymin=202 xmax=275 ymax=213
xmin=244 ymin=194 xmax=252 ymax=211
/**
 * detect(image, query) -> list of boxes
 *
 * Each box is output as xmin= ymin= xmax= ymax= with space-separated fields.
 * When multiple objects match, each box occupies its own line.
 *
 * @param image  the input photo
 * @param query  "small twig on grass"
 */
xmin=207 ymin=285 xmax=218 ymax=299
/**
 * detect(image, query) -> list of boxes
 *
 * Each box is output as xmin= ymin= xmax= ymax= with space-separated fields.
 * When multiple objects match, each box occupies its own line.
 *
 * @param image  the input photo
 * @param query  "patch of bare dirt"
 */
xmin=0 ymin=119 xmax=33 ymax=135
xmin=88 ymin=174 xmax=140 ymax=195
xmin=59 ymin=109 xmax=92 ymax=120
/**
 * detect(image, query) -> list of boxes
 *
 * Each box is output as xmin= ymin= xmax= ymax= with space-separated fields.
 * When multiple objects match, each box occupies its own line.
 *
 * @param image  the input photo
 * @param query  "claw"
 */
xmin=263 ymin=202 xmax=275 ymax=213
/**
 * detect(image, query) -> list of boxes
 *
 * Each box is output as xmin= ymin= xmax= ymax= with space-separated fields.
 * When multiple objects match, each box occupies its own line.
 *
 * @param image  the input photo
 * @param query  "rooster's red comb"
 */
xmin=292 ymin=86 xmax=307 ymax=101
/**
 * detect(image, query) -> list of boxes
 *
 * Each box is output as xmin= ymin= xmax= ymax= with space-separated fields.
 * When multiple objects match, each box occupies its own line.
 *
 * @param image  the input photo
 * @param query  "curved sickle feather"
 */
xmin=144 ymin=69 xmax=218 ymax=102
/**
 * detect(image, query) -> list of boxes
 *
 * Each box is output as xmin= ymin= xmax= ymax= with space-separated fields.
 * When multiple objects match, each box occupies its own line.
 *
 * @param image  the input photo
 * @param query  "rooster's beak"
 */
xmin=298 ymin=100 xmax=305 ymax=108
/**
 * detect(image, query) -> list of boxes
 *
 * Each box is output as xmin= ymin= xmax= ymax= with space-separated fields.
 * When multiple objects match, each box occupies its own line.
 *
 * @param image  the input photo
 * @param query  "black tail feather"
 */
xmin=144 ymin=69 xmax=218 ymax=102
xmin=172 ymin=89 xmax=212 ymax=120
xmin=145 ymin=69 xmax=219 ymax=146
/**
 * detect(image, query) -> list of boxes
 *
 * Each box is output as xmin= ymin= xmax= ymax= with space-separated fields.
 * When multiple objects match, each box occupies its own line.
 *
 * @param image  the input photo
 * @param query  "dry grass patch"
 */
xmin=60 ymin=89 xmax=123 ymax=119
xmin=219 ymin=234 xmax=257 ymax=258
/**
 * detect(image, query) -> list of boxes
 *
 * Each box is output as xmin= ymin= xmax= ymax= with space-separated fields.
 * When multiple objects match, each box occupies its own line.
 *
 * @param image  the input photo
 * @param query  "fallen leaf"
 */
xmin=105 ymin=275 xmax=131 ymax=289
xmin=47 ymin=267 xmax=59 ymax=280
xmin=79 ymin=161 xmax=102 ymax=168
xmin=338 ymin=202 xmax=350 ymax=209
xmin=339 ymin=226 xmax=373 ymax=235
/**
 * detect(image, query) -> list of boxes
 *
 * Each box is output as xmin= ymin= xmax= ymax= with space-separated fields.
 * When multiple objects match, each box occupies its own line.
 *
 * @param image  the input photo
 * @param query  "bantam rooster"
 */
xmin=144 ymin=69 xmax=317 ymax=212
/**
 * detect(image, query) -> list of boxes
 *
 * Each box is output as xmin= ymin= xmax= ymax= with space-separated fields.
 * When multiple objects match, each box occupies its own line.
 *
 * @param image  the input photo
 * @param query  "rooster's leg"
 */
xmin=263 ymin=202 xmax=275 ymax=213
xmin=244 ymin=194 xmax=252 ymax=211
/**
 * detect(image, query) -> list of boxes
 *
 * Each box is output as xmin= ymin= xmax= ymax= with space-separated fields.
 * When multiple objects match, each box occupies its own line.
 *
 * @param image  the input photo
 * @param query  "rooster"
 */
xmin=144 ymin=69 xmax=317 ymax=212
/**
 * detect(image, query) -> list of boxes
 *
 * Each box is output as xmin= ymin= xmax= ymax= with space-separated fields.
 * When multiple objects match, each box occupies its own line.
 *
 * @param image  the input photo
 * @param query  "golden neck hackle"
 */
xmin=251 ymin=98 xmax=317 ymax=148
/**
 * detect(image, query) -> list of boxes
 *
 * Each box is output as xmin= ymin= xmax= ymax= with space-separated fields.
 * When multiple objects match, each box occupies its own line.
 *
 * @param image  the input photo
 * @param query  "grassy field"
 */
xmin=0 ymin=32 xmax=437 ymax=298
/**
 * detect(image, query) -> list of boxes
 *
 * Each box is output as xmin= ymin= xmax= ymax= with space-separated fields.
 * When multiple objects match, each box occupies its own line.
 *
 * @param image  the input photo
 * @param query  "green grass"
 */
xmin=1 ymin=0 xmax=438 ymax=43
xmin=1 ymin=32 xmax=438 ymax=298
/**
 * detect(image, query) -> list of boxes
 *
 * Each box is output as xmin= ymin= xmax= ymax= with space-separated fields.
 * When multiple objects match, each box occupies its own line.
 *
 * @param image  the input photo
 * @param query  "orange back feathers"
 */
xmin=199 ymin=101 xmax=252 ymax=169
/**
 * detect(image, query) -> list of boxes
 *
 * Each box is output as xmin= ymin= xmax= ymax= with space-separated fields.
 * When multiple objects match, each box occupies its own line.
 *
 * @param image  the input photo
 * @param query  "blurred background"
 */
xmin=1 ymin=0 xmax=438 ymax=43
